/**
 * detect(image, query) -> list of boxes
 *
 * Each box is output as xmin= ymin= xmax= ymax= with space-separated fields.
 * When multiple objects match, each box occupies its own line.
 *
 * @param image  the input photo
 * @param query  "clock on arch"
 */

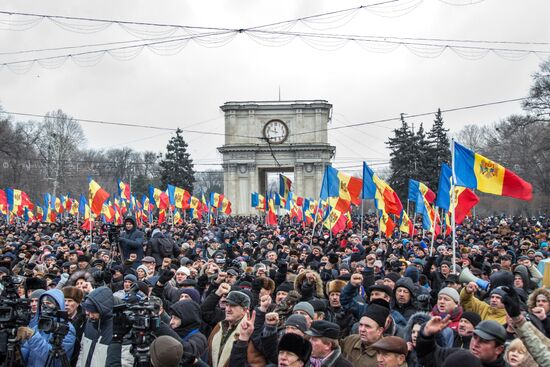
xmin=263 ymin=119 xmax=289 ymax=144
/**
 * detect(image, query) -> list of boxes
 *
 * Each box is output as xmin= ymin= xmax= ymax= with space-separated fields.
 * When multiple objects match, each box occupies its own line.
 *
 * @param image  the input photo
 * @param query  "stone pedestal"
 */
xmin=218 ymin=100 xmax=335 ymax=215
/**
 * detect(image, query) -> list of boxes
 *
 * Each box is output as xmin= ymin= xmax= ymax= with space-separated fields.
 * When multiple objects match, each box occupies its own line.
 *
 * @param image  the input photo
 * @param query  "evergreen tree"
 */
xmin=415 ymin=123 xmax=432 ymax=181
xmin=426 ymin=108 xmax=451 ymax=190
xmin=387 ymin=115 xmax=416 ymax=201
xmin=159 ymin=128 xmax=195 ymax=191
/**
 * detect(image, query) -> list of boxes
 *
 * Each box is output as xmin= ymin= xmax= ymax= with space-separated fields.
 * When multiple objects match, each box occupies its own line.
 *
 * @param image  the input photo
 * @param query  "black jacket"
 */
xmin=119 ymin=217 xmax=145 ymax=262
xmin=169 ymin=300 xmax=208 ymax=357
xmin=416 ymin=327 xmax=507 ymax=367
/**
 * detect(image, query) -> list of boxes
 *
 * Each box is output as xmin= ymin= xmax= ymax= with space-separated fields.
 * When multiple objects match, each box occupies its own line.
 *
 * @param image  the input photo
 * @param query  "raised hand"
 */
xmin=259 ymin=295 xmax=272 ymax=313
xmin=350 ymin=273 xmax=363 ymax=287
xmin=501 ymin=286 xmax=521 ymax=318
xmin=423 ymin=315 xmax=451 ymax=337
xmin=238 ymin=310 xmax=256 ymax=341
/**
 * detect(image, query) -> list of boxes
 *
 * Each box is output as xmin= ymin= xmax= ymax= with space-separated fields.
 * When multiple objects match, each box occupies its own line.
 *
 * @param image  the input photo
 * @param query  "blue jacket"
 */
xmin=119 ymin=216 xmax=145 ymax=262
xmin=77 ymin=287 xmax=114 ymax=367
xmin=21 ymin=289 xmax=77 ymax=367
xmin=340 ymin=282 xmax=407 ymax=331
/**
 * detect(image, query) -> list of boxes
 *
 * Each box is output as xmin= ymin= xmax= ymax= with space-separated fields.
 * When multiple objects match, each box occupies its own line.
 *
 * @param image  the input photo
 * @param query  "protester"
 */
xmin=1 ymin=212 xmax=550 ymax=367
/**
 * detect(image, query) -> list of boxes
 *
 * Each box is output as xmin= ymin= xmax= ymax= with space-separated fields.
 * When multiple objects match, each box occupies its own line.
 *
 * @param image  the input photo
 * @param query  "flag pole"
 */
xmin=406 ymin=199 xmax=410 ymax=217
xmin=429 ymin=206 xmax=438 ymax=256
xmin=451 ymin=138 xmax=457 ymax=273
xmin=360 ymin=200 xmax=364 ymax=236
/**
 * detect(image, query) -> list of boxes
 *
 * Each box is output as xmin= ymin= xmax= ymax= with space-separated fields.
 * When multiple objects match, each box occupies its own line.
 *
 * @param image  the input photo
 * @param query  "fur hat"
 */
xmin=63 ymin=286 xmax=84 ymax=304
xmin=326 ymin=279 xmax=347 ymax=295
xmin=278 ymin=333 xmax=312 ymax=363
xmin=257 ymin=276 xmax=276 ymax=293
xmin=25 ymin=277 xmax=47 ymax=292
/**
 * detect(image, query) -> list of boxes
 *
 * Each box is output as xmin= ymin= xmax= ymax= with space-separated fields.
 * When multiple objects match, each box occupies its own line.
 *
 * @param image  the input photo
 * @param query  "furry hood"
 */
xmin=404 ymin=311 xmax=431 ymax=342
xmin=527 ymin=287 xmax=550 ymax=311
xmin=294 ymin=271 xmax=324 ymax=299
xmin=68 ymin=270 xmax=95 ymax=287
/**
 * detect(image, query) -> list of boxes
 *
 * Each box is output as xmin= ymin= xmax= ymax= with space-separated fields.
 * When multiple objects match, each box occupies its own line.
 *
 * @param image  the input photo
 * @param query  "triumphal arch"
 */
xmin=218 ymin=100 xmax=336 ymax=215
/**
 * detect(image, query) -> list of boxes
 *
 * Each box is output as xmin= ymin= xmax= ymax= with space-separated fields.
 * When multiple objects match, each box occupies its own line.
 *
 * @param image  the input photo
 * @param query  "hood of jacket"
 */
xmin=170 ymin=300 xmax=202 ymax=331
xmin=87 ymin=286 xmax=114 ymax=319
xmin=394 ymin=277 xmax=416 ymax=299
xmin=404 ymin=311 xmax=431 ymax=342
xmin=38 ymin=289 xmax=66 ymax=317
xmin=527 ymin=287 xmax=550 ymax=310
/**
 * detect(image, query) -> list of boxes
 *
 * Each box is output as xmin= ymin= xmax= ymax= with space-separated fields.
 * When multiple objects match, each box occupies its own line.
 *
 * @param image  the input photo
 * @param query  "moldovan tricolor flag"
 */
xmin=118 ymin=179 xmax=131 ymax=200
xmin=89 ymin=178 xmax=110 ymax=216
xmin=320 ymin=166 xmax=362 ymax=207
xmin=0 ymin=189 xmax=7 ymax=214
xmin=451 ymin=186 xmax=480 ymax=224
xmin=266 ymin=198 xmax=277 ymax=226
xmin=408 ymin=179 xmax=436 ymax=204
xmin=362 ymin=162 xmax=403 ymax=215
xmin=279 ymin=174 xmax=293 ymax=199
xmin=149 ymin=185 xmax=169 ymax=210
xmin=453 ymin=141 xmax=532 ymax=200
xmin=221 ymin=198 xmax=232 ymax=215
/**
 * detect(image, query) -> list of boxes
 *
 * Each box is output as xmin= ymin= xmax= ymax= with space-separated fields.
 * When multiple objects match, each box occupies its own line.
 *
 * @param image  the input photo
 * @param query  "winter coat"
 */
xmin=340 ymin=334 xmax=377 ymax=367
xmin=208 ymin=318 xmax=246 ymax=367
xmin=430 ymin=305 xmax=463 ymax=332
xmin=416 ymin=328 xmax=507 ymax=367
xmin=340 ymin=282 xmax=407 ymax=332
xmin=527 ymin=287 xmax=550 ymax=336
xmin=460 ymin=288 xmax=507 ymax=324
xmin=76 ymin=287 xmax=114 ymax=367
xmin=394 ymin=277 xmax=419 ymax=321
xmin=21 ymin=289 xmax=77 ymax=367
xmin=311 ymin=346 xmax=353 ymax=367
xmin=404 ymin=311 xmax=454 ymax=366
xmin=513 ymin=317 xmax=550 ymax=367
xmin=119 ymin=217 xmax=145 ymax=262
xmin=69 ymin=305 xmax=87 ymax=367
xmin=146 ymin=231 xmax=180 ymax=265
xmin=294 ymin=271 xmax=325 ymax=301
xmin=169 ymin=300 xmax=208 ymax=357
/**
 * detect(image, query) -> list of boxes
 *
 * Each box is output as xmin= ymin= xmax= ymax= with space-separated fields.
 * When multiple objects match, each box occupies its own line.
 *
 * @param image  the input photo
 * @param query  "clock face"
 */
xmin=263 ymin=119 xmax=288 ymax=144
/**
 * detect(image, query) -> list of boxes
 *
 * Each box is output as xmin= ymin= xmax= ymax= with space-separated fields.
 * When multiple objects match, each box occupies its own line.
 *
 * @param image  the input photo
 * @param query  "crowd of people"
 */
xmin=0 ymin=213 xmax=550 ymax=367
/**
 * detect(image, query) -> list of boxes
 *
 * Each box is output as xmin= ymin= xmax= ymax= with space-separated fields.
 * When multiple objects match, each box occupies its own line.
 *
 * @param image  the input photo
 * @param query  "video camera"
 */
xmin=38 ymin=309 xmax=70 ymax=336
xmin=113 ymin=298 xmax=161 ymax=367
xmin=0 ymin=276 xmax=31 ymax=367
xmin=0 ymin=276 xmax=30 ymax=328
xmin=107 ymin=224 xmax=122 ymax=244
xmin=113 ymin=300 xmax=161 ymax=333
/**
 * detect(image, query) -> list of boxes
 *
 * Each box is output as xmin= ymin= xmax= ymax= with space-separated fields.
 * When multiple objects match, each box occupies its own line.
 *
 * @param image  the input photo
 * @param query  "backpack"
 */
xmin=156 ymin=236 xmax=175 ymax=258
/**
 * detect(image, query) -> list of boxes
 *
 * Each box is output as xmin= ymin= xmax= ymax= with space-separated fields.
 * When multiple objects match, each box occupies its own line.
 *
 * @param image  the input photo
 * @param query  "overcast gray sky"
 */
xmin=1 ymin=0 xmax=549 ymax=174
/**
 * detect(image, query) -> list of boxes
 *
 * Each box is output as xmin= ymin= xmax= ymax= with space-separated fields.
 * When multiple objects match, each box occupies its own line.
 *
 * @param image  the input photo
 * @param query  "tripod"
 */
xmin=44 ymin=332 xmax=71 ymax=367
xmin=132 ymin=330 xmax=152 ymax=367
xmin=0 ymin=329 xmax=23 ymax=367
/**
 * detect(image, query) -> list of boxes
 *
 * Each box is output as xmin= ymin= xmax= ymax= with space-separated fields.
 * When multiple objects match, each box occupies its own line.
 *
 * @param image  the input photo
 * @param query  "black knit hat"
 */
xmin=362 ymin=298 xmax=390 ymax=327
xmin=278 ymin=333 xmax=312 ymax=363
xmin=461 ymin=311 xmax=481 ymax=327
xmin=442 ymin=350 xmax=482 ymax=367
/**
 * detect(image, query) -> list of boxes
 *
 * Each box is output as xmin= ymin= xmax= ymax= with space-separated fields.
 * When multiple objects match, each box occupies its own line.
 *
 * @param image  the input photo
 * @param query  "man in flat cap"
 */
xmin=306 ymin=320 xmax=352 ymax=367
xmin=208 ymin=290 xmax=250 ymax=367
xmin=369 ymin=336 xmax=408 ymax=367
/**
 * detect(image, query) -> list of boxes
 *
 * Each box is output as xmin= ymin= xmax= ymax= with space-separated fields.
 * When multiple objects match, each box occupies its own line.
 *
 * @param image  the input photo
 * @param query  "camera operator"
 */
xmin=19 ymin=289 xmax=76 ymax=367
xmin=77 ymin=286 xmax=114 ymax=367
xmin=119 ymin=216 xmax=145 ymax=264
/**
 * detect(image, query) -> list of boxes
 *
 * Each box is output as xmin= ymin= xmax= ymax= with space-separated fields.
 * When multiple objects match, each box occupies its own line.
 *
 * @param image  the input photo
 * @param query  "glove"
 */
xmin=501 ymin=286 xmax=521 ymax=318
xmin=16 ymin=326 xmax=34 ymax=341
xmin=157 ymin=268 xmax=174 ymax=286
